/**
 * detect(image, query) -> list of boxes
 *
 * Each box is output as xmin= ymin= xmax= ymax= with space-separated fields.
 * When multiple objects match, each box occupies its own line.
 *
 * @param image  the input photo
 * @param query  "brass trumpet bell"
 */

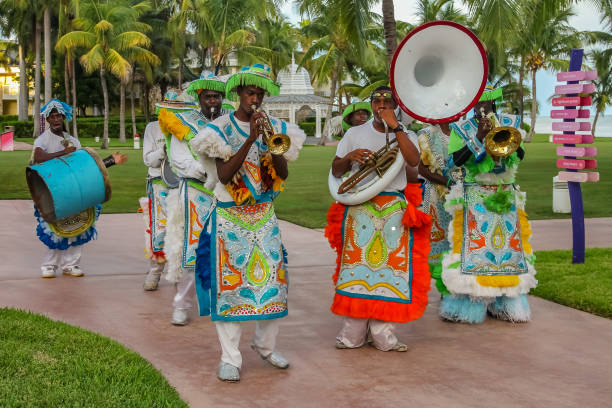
xmin=251 ymin=104 xmax=291 ymax=155
xmin=484 ymin=127 xmax=522 ymax=158
xmin=266 ymin=132 xmax=291 ymax=155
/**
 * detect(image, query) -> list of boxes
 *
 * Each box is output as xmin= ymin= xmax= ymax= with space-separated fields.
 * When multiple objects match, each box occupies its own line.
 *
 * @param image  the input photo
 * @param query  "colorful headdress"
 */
xmin=155 ymin=89 xmax=198 ymax=114
xmin=478 ymin=81 xmax=503 ymax=102
xmin=186 ymin=70 xmax=226 ymax=99
xmin=225 ymin=64 xmax=280 ymax=102
xmin=342 ymin=101 xmax=372 ymax=131
xmin=41 ymin=99 xmax=73 ymax=121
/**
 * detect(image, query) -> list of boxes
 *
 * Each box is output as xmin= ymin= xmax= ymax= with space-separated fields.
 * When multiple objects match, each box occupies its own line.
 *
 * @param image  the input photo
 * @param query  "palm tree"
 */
xmin=33 ymin=15 xmax=42 ymax=137
xmin=43 ymin=5 xmax=52 ymax=103
xmin=589 ymin=48 xmax=612 ymax=136
xmin=297 ymin=0 xmax=377 ymax=145
xmin=520 ymin=0 xmax=581 ymax=141
xmin=381 ymin=0 xmax=397 ymax=67
xmin=0 ymin=0 xmax=34 ymax=121
xmin=56 ymin=0 xmax=158 ymax=148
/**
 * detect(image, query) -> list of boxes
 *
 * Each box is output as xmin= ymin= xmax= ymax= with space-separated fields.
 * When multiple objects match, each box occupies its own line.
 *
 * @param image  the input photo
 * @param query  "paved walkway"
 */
xmin=1 ymin=200 xmax=611 ymax=408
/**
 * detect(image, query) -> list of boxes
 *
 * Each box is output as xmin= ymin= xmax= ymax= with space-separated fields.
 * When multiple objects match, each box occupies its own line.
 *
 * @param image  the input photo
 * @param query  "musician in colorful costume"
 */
xmin=190 ymin=64 xmax=306 ymax=382
xmin=325 ymin=87 xmax=431 ymax=352
xmin=417 ymin=122 xmax=456 ymax=295
xmin=439 ymin=82 xmax=537 ymax=323
xmin=140 ymin=93 xmax=194 ymax=290
xmin=32 ymin=99 xmax=125 ymax=278
xmin=158 ymin=74 xmax=232 ymax=326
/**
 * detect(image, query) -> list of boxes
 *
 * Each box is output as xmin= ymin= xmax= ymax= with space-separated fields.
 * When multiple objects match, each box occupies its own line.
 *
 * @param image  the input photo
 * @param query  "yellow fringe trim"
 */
xmin=261 ymin=153 xmax=285 ymax=192
xmin=158 ymin=109 xmax=191 ymax=141
xmin=452 ymin=209 xmax=463 ymax=254
xmin=418 ymin=136 xmax=434 ymax=167
xmin=518 ymin=209 xmax=533 ymax=255
xmin=476 ymin=275 xmax=520 ymax=287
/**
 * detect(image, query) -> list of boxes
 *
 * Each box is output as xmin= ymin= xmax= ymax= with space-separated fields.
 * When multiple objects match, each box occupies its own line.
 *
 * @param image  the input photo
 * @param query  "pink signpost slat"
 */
xmin=551 ymin=121 xmax=591 ymax=131
xmin=550 ymin=109 xmax=590 ymax=119
xmin=552 ymin=96 xmax=593 ymax=106
xmin=556 ymin=146 xmax=597 ymax=157
xmin=558 ymin=171 xmax=600 ymax=182
xmin=556 ymin=70 xmax=597 ymax=81
xmin=554 ymin=83 xmax=596 ymax=94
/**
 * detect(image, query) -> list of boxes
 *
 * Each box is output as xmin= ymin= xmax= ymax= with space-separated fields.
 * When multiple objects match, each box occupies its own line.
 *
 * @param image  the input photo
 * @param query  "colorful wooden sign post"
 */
xmin=551 ymin=49 xmax=599 ymax=264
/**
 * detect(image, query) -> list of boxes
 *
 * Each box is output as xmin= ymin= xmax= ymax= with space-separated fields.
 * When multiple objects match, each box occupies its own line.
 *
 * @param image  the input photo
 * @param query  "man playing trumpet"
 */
xmin=190 ymin=64 xmax=305 ymax=382
xmin=439 ymin=82 xmax=536 ymax=324
xmin=325 ymin=86 xmax=432 ymax=352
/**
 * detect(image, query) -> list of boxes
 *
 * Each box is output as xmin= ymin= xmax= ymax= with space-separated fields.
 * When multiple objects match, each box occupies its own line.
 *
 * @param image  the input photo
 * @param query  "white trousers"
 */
xmin=41 ymin=246 xmax=82 ymax=272
xmin=337 ymin=317 xmax=398 ymax=351
xmin=173 ymin=271 xmax=195 ymax=310
xmin=215 ymin=319 xmax=280 ymax=369
xmin=147 ymin=259 xmax=165 ymax=276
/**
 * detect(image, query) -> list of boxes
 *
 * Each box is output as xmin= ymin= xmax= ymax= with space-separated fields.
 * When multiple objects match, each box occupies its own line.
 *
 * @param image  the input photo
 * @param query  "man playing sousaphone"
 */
xmin=439 ymin=82 xmax=537 ymax=324
xmin=325 ymin=86 xmax=432 ymax=352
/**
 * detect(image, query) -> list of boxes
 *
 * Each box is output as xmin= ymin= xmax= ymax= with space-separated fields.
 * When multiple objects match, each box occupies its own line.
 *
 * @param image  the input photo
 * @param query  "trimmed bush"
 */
xmin=0 ymin=118 xmax=148 ymax=139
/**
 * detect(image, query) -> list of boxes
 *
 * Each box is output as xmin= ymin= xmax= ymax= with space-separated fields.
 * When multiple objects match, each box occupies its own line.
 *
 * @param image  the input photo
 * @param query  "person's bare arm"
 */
xmin=331 ymin=148 xmax=374 ymax=178
xmin=33 ymin=146 xmax=76 ymax=163
xmin=418 ymin=162 xmax=447 ymax=185
xmin=270 ymin=153 xmax=288 ymax=179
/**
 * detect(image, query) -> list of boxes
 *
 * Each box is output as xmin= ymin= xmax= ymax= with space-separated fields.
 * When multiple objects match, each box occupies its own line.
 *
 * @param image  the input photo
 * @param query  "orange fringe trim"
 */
xmin=324 ymin=202 xmax=346 ymax=285
xmin=261 ymin=153 xmax=285 ymax=193
xmin=226 ymin=178 xmax=254 ymax=206
xmin=326 ymin=187 xmax=433 ymax=323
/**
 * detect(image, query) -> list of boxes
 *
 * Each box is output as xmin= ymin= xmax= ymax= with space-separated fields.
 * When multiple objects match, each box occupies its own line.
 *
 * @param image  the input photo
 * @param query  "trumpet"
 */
xmin=337 ymin=120 xmax=399 ymax=194
xmin=251 ymin=105 xmax=291 ymax=155
xmin=479 ymin=110 xmax=522 ymax=158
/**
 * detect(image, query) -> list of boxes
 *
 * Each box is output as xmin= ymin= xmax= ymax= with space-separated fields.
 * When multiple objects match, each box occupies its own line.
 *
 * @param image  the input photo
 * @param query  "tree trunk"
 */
xmin=130 ymin=76 xmax=137 ymax=137
xmin=64 ymin=56 xmax=71 ymax=104
xmin=100 ymin=68 xmax=109 ymax=149
xmin=592 ymin=109 xmax=601 ymax=137
xmin=320 ymin=64 xmax=338 ymax=146
xmin=382 ymin=0 xmax=398 ymax=68
xmin=526 ymin=68 xmax=537 ymax=143
xmin=119 ymin=80 xmax=126 ymax=142
xmin=144 ymin=83 xmax=150 ymax=123
xmin=71 ymin=57 xmax=78 ymax=138
xmin=518 ymin=55 xmax=525 ymax=123
xmin=18 ymin=43 xmax=28 ymax=121
xmin=177 ymin=60 xmax=183 ymax=89
xmin=33 ymin=20 xmax=42 ymax=138
xmin=44 ymin=8 xmax=52 ymax=103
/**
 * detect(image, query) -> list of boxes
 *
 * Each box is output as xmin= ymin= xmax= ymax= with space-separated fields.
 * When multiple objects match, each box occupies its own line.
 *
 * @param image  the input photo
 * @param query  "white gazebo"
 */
xmin=262 ymin=55 xmax=328 ymax=138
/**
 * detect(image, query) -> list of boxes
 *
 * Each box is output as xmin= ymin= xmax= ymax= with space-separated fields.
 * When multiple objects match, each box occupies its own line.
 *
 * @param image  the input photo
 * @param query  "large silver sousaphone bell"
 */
xmin=391 ymin=20 xmax=488 ymax=123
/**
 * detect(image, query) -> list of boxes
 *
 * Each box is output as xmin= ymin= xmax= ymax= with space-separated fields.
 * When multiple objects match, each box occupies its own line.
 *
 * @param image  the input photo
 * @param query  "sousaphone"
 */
xmin=329 ymin=21 xmax=488 ymax=206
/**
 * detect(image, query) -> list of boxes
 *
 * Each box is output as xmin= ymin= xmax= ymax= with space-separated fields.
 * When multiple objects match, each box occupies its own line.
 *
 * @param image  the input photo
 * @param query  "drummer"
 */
xmin=33 ymin=99 xmax=126 ymax=279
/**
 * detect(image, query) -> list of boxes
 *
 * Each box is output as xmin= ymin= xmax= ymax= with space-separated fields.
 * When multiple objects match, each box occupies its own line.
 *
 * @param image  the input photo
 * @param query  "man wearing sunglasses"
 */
xmin=326 ymin=86 xmax=432 ymax=352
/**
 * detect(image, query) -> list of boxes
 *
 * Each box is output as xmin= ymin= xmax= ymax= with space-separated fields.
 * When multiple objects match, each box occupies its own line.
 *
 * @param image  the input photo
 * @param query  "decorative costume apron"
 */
xmin=195 ymin=112 xmax=290 ymax=321
xmin=325 ymin=185 xmax=432 ymax=323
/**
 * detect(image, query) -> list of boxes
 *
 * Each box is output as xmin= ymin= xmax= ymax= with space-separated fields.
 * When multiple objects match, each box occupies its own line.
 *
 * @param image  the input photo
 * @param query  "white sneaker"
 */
xmin=41 ymin=266 xmax=56 ymax=278
xmin=143 ymin=271 xmax=162 ymax=291
xmin=171 ymin=308 xmax=189 ymax=326
xmin=251 ymin=344 xmax=289 ymax=369
xmin=62 ymin=266 xmax=84 ymax=277
xmin=217 ymin=362 xmax=240 ymax=382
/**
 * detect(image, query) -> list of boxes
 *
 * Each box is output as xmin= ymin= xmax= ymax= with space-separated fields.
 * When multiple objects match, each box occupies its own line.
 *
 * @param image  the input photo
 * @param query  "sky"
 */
xmin=280 ymin=0 xmax=608 ymax=116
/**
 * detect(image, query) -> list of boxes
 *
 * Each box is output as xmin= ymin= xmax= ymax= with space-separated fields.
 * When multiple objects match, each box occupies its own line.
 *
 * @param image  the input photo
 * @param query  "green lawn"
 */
xmin=532 ymin=248 xmax=612 ymax=318
xmin=0 ymin=308 xmax=187 ymax=407
xmin=2 ymin=135 xmax=611 ymax=228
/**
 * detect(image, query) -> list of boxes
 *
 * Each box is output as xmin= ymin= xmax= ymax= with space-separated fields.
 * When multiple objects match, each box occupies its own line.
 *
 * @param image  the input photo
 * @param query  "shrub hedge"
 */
xmin=1 ymin=117 xmax=149 ymax=139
